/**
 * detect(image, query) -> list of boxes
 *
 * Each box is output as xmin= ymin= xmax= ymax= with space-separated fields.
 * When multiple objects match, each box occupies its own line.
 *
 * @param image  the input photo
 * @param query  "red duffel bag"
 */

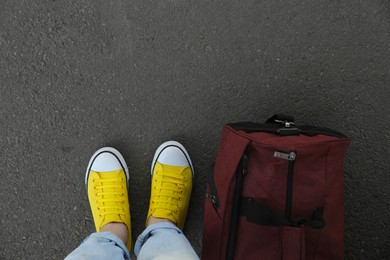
xmin=202 ymin=115 xmax=351 ymax=260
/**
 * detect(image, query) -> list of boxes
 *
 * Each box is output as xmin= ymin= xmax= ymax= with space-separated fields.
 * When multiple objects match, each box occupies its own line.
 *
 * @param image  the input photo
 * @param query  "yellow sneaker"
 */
xmin=85 ymin=147 xmax=132 ymax=251
xmin=147 ymin=141 xmax=194 ymax=230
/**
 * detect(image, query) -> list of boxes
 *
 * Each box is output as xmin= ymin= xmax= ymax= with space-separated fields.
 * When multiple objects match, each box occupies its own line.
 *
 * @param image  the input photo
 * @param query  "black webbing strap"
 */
xmin=227 ymin=113 xmax=348 ymax=138
xmin=228 ymin=122 xmax=347 ymax=138
xmin=240 ymin=197 xmax=325 ymax=228
xmin=226 ymin=154 xmax=247 ymax=260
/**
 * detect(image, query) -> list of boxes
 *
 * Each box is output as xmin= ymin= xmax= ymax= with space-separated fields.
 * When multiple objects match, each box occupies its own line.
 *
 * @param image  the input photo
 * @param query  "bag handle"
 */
xmin=227 ymin=114 xmax=348 ymax=138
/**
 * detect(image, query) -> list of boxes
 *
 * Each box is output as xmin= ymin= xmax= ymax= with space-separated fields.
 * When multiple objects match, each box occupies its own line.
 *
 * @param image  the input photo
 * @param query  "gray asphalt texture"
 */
xmin=1 ymin=0 xmax=389 ymax=259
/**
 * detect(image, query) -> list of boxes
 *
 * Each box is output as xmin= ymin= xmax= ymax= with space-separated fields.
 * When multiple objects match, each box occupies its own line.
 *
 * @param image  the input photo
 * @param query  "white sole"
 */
xmin=85 ymin=147 xmax=129 ymax=185
xmin=151 ymin=141 xmax=194 ymax=176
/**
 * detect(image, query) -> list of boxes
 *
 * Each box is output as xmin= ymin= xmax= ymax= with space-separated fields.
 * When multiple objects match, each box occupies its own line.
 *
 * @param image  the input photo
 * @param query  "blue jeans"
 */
xmin=65 ymin=222 xmax=199 ymax=260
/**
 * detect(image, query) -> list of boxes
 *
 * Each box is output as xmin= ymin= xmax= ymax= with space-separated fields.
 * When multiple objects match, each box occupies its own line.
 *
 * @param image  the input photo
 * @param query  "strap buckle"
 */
xmin=275 ymin=119 xmax=296 ymax=128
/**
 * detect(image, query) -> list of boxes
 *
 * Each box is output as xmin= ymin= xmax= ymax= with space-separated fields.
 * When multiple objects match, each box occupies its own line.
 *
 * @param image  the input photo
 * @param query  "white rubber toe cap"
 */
xmin=151 ymin=141 xmax=194 ymax=175
xmin=85 ymin=147 xmax=129 ymax=184
xmin=157 ymin=146 xmax=190 ymax=166
xmin=91 ymin=152 xmax=123 ymax=172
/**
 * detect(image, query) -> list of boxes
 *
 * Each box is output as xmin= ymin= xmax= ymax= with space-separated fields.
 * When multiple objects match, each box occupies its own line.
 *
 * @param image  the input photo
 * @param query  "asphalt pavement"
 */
xmin=0 ymin=0 xmax=389 ymax=259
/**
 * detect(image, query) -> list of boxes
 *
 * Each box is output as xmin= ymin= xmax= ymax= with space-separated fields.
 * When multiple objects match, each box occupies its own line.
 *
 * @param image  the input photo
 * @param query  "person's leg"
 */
xmin=134 ymin=141 xmax=199 ymax=260
xmin=66 ymin=147 xmax=132 ymax=259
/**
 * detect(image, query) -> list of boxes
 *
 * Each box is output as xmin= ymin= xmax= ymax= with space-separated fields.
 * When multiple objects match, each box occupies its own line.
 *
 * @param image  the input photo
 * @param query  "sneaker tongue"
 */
xmin=100 ymin=214 xmax=125 ymax=229
xmin=96 ymin=170 xmax=126 ymax=230
xmin=151 ymin=208 xmax=177 ymax=224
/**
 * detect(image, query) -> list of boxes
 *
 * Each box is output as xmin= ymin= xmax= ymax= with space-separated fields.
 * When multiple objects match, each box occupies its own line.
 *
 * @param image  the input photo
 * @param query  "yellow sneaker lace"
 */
xmin=152 ymin=171 xmax=187 ymax=214
xmin=93 ymin=177 xmax=126 ymax=218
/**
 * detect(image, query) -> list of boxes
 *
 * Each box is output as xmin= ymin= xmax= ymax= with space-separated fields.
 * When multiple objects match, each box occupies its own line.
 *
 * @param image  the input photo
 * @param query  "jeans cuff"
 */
xmin=134 ymin=222 xmax=182 ymax=256
xmin=87 ymin=232 xmax=131 ymax=259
